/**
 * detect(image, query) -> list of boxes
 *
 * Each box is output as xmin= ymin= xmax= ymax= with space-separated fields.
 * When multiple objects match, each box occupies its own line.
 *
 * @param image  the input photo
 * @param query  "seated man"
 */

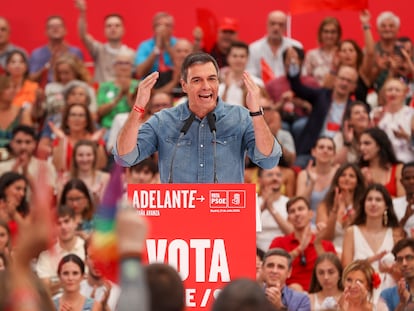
xmin=261 ymin=248 xmax=310 ymax=310
xmin=36 ymin=205 xmax=86 ymax=295
xmin=269 ymin=196 xmax=336 ymax=291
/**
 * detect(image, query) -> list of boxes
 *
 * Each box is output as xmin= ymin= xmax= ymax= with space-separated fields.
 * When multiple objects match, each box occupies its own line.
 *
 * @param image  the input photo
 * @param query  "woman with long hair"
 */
xmin=342 ymin=184 xmax=405 ymax=303
xmin=59 ymin=178 xmax=95 ymax=240
xmin=5 ymin=50 xmax=39 ymax=108
xmin=0 ymin=221 xmax=10 ymax=254
xmin=53 ymin=254 xmax=100 ymax=311
xmin=323 ymin=10 xmax=375 ymax=103
xmin=316 ymin=163 xmax=366 ymax=256
xmin=0 ymin=76 xmax=32 ymax=149
xmin=359 ymin=127 xmax=404 ymax=197
xmin=309 ymin=253 xmax=343 ymax=310
xmin=51 ymin=103 xmax=107 ymax=173
xmin=296 ymin=136 xmax=339 ymax=217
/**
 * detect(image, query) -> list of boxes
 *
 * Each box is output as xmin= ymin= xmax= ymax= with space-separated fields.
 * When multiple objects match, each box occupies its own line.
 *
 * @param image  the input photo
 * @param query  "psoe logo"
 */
xmin=228 ymin=191 xmax=245 ymax=208
xmin=210 ymin=191 xmax=227 ymax=208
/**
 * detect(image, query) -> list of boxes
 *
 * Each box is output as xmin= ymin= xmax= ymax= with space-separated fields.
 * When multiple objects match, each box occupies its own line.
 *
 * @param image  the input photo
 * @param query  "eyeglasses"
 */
xmin=322 ymin=29 xmax=338 ymax=34
xmin=115 ymin=61 xmax=132 ymax=66
xmin=337 ymin=76 xmax=356 ymax=84
xmin=395 ymin=254 xmax=414 ymax=264
xmin=66 ymin=196 xmax=86 ymax=203
xmin=68 ymin=113 xmax=87 ymax=119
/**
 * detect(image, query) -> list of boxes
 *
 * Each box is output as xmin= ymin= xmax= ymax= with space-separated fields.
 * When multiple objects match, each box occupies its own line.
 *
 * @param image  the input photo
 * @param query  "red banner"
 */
xmin=128 ymin=183 xmax=256 ymax=310
xmin=290 ymin=0 xmax=368 ymax=15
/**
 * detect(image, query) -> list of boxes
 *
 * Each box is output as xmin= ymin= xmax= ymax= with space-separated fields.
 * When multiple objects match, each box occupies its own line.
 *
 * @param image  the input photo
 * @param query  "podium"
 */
xmin=128 ymin=183 xmax=257 ymax=310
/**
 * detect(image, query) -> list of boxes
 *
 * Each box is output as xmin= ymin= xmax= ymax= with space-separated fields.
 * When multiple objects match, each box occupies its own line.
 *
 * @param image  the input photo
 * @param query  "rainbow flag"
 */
xmin=89 ymin=164 xmax=124 ymax=282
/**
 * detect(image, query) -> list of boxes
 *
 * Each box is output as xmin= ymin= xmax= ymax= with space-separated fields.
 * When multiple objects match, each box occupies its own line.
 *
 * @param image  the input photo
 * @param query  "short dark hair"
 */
xmin=12 ymin=125 xmax=37 ymax=140
xmin=286 ymin=196 xmax=310 ymax=213
xmin=146 ymin=263 xmax=185 ymax=311
xmin=57 ymin=253 xmax=85 ymax=275
xmin=392 ymin=238 xmax=414 ymax=257
xmin=212 ymin=278 xmax=274 ymax=311
xmin=263 ymin=248 xmax=292 ymax=269
xmin=282 ymin=46 xmax=305 ymax=62
xmin=130 ymin=158 xmax=158 ymax=175
xmin=228 ymin=41 xmax=249 ymax=55
xmin=181 ymin=52 xmax=219 ymax=82
xmin=57 ymin=204 xmax=76 ymax=220
xmin=402 ymin=161 xmax=414 ymax=176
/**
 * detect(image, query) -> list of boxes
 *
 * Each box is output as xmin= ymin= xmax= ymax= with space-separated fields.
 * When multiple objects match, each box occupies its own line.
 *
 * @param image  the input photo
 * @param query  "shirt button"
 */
xmin=201 ymin=124 xmax=205 ymax=127
xmin=200 ymin=163 xmax=204 ymax=167
xmin=200 ymin=144 xmax=204 ymax=148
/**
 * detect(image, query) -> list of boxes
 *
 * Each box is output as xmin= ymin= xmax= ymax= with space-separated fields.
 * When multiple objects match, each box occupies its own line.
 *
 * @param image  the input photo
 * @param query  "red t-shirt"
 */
xmin=269 ymin=232 xmax=337 ymax=291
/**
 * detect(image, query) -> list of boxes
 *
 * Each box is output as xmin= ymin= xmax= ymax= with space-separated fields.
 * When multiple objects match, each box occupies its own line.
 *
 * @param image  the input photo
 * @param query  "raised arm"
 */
xmin=116 ymin=72 xmax=159 ymax=156
xmin=243 ymin=71 xmax=275 ymax=157
xmin=359 ymin=10 xmax=376 ymax=86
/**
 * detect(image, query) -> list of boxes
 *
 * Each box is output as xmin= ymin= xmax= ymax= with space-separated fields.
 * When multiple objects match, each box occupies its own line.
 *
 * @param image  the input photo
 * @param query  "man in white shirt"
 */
xmin=256 ymin=166 xmax=292 ymax=251
xmin=247 ymin=10 xmax=302 ymax=80
xmin=36 ymin=205 xmax=86 ymax=295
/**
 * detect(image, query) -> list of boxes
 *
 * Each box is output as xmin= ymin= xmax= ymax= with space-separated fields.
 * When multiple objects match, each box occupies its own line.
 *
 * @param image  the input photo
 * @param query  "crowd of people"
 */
xmin=0 ymin=3 xmax=414 ymax=311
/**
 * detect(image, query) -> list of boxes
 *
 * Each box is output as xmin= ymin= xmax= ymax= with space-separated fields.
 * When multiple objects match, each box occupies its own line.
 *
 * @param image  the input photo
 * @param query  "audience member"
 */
xmin=256 ymin=165 xmax=291 ymax=251
xmin=269 ymin=196 xmax=336 ymax=291
xmin=338 ymin=260 xmax=388 ymax=310
xmin=261 ymin=248 xmax=311 ymax=309
xmin=219 ymin=41 xmax=263 ymax=107
xmin=194 ymin=17 xmax=239 ymax=69
xmin=303 ymin=17 xmax=342 ymax=86
xmin=36 ymin=205 xmax=86 ymax=296
xmin=342 ymin=184 xmax=405 ymax=303
xmin=380 ymin=238 xmax=414 ymax=311
xmin=286 ymin=47 xmax=358 ymax=166
xmin=50 ymin=103 xmax=107 ymax=173
xmin=115 ymin=53 xmax=281 ymax=183
xmin=66 ymin=139 xmax=110 ymax=204
xmin=373 ymin=77 xmax=414 ymax=163
xmin=359 ymin=127 xmax=404 ymax=197
xmin=97 ymin=51 xmax=138 ymax=134
xmin=323 ymin=10 xmax=376 ymax=103
xmin=212 ymin=278 xmax=275 ymax=311
xmin=316 ymin=163 xmax=366 ymax=256
xmin=308 ymin=253 xmax=343 ymax=310
xmin=393 ymin=162 xmax=414 ymax=238
xmin=81 ymin=243 xmax=121 ymax=311
xmin=123 ymin=158 xmax=159 ymax=187
xmin=0 ymin=221 xmax=10 ymax=254
xmin=44 ymin=54 xmax=96 ymax=119
xmin=53 ymin=254 xmax=100 ymax=311
xmin=0 ymin=125 xmax=56 ymax=187
xmin=76 ymin=0 xmax=135 ymax=83
xmin=153 ymin=38 xmax=193 ymax=100
xmin=333 ymin=101 xmax=371 ymax=165
xmin=134 ymin=12 xmax=176 ymax=78
xmin=247 ymin=10 xmax=302 ymax=80
xmin=58 ymin=178 xmax=96 ymax=240
xmin=29 ymin=16 xmax=84 ymax=84
xmin=296 ymin=137 xmax=338 ymax=215
xmin=5 ymin=50 xmax=39 ymax=108
xmin=266 ymin=46 xmax=318 ymax=146
xmin=0 ymin=16 xmax=27 ymax=70
xmin=0 ymin=75 xmax=32 ymax=148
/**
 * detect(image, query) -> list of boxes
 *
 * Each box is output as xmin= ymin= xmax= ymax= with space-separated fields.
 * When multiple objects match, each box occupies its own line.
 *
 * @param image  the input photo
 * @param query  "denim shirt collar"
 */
xmin=179 ymin=97 xmax=227 ymax=121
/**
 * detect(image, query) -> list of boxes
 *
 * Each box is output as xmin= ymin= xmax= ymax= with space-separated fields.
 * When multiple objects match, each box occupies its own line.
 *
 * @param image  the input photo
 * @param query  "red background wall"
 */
xmin=3 ymin=0 xmax=413 ymax=61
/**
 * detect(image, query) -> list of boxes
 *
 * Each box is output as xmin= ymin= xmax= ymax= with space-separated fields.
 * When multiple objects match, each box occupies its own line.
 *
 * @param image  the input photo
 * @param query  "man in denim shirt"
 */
xmin=114 ymin=52 xmax=281 ymax=183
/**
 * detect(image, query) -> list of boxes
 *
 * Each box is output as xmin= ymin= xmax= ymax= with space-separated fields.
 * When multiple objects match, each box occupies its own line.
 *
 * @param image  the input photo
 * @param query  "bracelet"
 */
xmin=343 ymin=140 xmax=352 ymax=147
xmin=133 ymin=105 xmax=145 ymax=114
xmin=363 ymin=24 xmax=371 ymax=30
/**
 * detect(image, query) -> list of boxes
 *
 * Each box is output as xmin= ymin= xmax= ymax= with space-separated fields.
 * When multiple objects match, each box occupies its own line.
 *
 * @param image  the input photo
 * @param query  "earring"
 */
xmin=383 ymin=210 xmax=388 ymax=226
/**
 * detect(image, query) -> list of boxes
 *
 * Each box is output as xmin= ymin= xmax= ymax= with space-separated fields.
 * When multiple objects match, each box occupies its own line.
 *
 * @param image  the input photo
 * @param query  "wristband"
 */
xmin=363 ymin=24 xmax=371 ymax=30
xmin=343 ymin=140 xmax=352 ymax=147
xmin=133 ymin=105 xmax=145 ymax=114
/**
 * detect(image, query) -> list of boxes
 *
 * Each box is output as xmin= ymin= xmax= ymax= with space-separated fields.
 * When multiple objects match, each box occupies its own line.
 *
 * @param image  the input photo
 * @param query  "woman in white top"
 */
xmin=342 ymin=184 xmax=405 ymax=303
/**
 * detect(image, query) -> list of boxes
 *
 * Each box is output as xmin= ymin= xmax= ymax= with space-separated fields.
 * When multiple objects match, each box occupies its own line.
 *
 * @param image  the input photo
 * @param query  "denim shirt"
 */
xmin=114 ymin=99 xmax=282 ymax=183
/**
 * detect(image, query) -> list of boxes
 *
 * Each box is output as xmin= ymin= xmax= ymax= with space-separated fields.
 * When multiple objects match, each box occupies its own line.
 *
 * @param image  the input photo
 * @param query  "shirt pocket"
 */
xmin=214 ymin=135 xmax=238 ymax=158
xmin=165 ymin=136 xmax=192 ymax=164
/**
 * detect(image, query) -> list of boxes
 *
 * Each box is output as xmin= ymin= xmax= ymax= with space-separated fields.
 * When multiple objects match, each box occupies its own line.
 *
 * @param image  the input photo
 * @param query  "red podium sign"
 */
xmin=128 ymin=183 xmax=256 ymax=310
